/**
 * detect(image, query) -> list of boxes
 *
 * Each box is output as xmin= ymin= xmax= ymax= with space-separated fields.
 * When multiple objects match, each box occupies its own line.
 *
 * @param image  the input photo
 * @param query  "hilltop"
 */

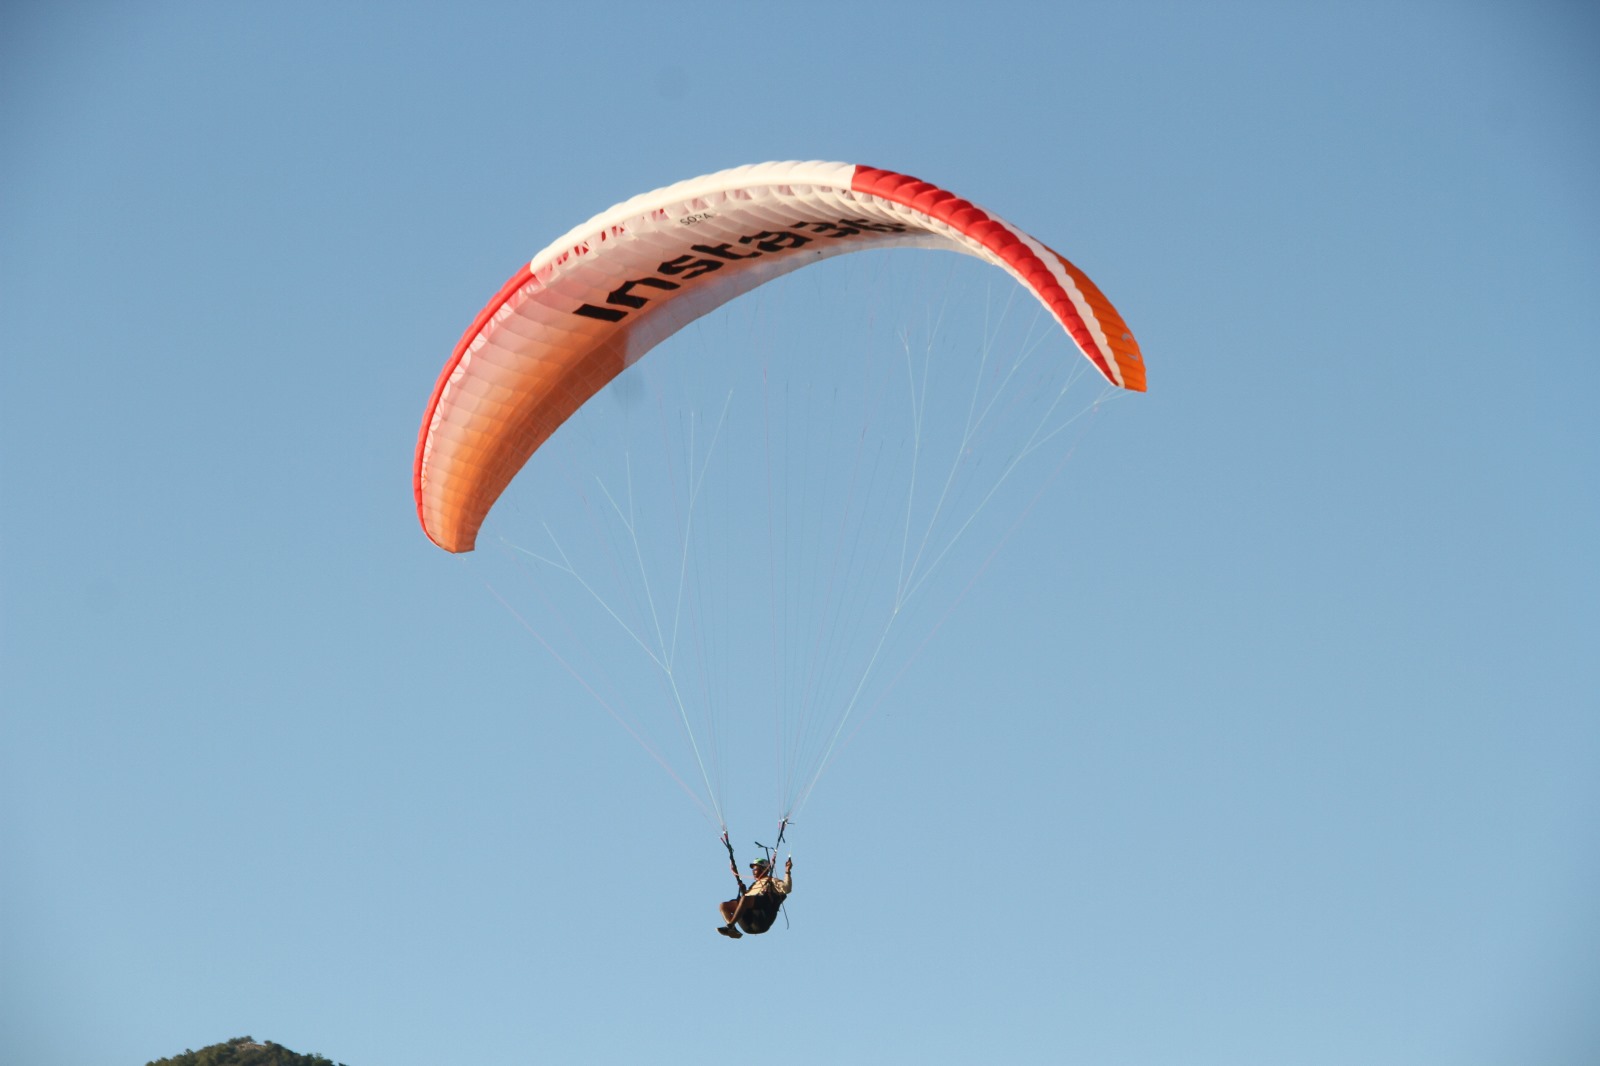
xmin=145 ymin=1035 xmax=349 ymax=1066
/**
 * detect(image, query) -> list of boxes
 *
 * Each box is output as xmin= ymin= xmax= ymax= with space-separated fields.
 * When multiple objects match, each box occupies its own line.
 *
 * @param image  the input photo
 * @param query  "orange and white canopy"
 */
xmin=415 ymin=161 xmax=1145 ymax=553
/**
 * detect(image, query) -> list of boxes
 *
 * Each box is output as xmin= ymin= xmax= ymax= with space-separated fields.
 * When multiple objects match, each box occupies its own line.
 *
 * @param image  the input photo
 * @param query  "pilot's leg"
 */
xmin=717 ymin=897 xmax=744 ymax=938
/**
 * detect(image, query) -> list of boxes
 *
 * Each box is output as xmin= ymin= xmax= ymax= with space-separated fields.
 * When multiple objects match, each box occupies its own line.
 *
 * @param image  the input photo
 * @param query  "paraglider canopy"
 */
xmin=414 ymin=161 xmax=1144 ymax=554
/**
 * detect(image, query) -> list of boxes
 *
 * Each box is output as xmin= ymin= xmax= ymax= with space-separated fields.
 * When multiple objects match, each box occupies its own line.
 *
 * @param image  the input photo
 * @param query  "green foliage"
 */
xmin=145 ymin=1035 xmax=349 ymax=1066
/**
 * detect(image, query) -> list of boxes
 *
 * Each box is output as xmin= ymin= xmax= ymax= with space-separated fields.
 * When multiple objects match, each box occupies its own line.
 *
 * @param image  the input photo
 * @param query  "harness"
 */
xmin=720 ymin=819 xmax=791 ymax=929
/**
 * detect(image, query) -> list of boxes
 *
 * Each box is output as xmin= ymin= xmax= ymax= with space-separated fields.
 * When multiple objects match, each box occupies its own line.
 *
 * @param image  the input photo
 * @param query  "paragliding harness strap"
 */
xmin=721 ymin=830 xmax=746 ymax=894
xmin=753 ymin=819 xmax=787 ymax=871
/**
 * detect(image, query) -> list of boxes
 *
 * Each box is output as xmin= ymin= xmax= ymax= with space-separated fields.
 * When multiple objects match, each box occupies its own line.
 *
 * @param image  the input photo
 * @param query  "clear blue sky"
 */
xmin=4 ymin=3 xmax=1597 ymax=1064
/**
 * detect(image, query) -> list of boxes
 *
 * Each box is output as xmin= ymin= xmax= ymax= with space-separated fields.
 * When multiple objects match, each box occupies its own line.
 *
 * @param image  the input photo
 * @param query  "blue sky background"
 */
xmin=4 ymin=2 xmax=1598 ymax=1064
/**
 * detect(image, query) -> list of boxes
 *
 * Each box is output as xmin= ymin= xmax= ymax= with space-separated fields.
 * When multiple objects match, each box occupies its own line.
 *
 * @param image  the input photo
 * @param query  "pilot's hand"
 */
xmin=785 ymin=857 xmax=793 ymax=873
